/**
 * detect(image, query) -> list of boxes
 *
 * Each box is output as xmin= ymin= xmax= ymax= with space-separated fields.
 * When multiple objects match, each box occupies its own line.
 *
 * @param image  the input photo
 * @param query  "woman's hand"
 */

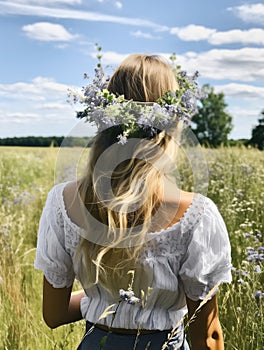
xmin=186 ymin=294 xmax=224 ymax=350
xmin=43 ymin=277 xmax=86 ymax=328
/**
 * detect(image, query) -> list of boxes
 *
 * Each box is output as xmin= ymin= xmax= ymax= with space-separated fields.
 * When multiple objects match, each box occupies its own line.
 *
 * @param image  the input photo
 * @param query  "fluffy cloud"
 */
xmin=209 ymin=28 xmax=264 ymax=45
xmin=171 ymin=25 xmax=216 ymax=41
xmin=0 ymin=77 xmax=70 ymax=99
xmin=214 ymin=83 xmax=264 ymax=100
xmin=0 ymin=111 xmax=40 ymax=122
xmin=228 ymin=3 xmax=264 ymax=24
xmin=97 ymin=0 xmax=122 ymax=8
xmin=0 ymin=77 xmax=74 ymax=118
xmin=211 ymin=83 xmax=264 ymax=138
xmin=171 ymin=24 xmax=264 ymax=45
xmin=130 ymin=30 xmax=161 ymax=40
xmin=90 ymin=51 xmax=128 ymax=65
xmin=0 ymin=77 xmax=81 ymax=136
xmin=115 ymin=1 xmax=122 ymax=9
xmin=22 ymin=22 xmax=77 ymax=41
xmin=176 ymin=47 xmax=264 ymax=82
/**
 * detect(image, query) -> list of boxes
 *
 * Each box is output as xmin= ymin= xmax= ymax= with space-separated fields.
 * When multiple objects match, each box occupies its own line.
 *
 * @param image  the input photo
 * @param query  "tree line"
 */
xmin=0 ymin=136 xmax=93 ymax=147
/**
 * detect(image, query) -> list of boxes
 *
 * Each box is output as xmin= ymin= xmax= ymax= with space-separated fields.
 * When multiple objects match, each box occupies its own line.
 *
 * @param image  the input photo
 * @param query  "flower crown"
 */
xmin=69 ymin=53 xmax=202 ymax=144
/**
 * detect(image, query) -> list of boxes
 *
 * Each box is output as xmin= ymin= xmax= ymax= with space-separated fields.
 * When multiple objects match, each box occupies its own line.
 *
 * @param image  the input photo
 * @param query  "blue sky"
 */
xmin=0 ymin=0 xmax=263 ymax=139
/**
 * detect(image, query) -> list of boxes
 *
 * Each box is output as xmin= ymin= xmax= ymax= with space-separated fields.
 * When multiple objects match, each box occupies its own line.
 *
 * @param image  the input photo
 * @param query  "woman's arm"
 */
xmin=43 ymin=277 xmax=86 ymax=329
xmin=186 ymin=294 xmax=224 ymax=350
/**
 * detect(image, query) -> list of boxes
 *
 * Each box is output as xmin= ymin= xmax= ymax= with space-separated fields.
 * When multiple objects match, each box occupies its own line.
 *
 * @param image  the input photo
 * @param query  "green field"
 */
xmin=0 ymin=146 xmax=263 ymax=349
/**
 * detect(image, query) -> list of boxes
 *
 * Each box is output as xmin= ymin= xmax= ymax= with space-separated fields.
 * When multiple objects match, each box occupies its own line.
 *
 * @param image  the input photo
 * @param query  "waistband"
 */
xmin=86 ymin=321 xmax=171 ymax=335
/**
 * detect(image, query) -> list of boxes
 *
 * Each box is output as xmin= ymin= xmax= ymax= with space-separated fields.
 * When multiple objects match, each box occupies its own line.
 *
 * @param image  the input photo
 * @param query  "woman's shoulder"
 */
xmin=46 ymin=181 xmax=77 ymax=200
xmin=178 ymin=192 xmax=225 ymax=233
xmin=43 ymin=181 xmax=73 ymax=215
xmin=195 ymin=193 xmax=222 ymax=216
xmin=177 ymin=191 xmax=216 ymax=219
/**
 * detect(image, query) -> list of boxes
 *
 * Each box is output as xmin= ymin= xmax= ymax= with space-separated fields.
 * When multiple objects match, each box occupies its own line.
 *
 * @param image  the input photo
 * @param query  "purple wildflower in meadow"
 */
xmin=254 ymin=265 xmax=261 ymax=274
xmin=254 ymin=290 xmax=264 ymax=302
xmin=13 ymin=197 xmax=22 ymax=204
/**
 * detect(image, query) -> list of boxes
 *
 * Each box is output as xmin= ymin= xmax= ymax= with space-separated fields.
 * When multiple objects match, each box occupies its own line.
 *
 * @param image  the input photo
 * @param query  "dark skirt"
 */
xmin=76 ymin=322 xmax=190 ymax=350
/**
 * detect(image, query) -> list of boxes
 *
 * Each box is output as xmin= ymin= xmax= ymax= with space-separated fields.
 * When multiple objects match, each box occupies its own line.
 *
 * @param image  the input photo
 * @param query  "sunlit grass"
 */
xmin=0 ymin=146 xmax=263 ymax=349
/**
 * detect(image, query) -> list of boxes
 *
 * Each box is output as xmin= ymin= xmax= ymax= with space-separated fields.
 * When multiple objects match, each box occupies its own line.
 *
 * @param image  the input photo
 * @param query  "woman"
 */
xmin=35 ymin=54 xmax=232 ymax=349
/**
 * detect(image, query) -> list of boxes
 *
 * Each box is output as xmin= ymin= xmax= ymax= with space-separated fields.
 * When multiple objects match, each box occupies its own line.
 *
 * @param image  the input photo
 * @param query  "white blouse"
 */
xmin=34 ymin=182 xmax=232 ymax=330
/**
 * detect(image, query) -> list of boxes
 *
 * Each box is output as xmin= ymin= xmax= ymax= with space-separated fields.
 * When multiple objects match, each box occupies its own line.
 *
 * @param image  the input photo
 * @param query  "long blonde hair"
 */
xmin=76 ymin=54 xmax=180 ymax=295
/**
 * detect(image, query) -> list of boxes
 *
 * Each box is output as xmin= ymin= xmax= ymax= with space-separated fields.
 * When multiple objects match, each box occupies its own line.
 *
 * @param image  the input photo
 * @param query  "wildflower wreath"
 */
xmin=69 ymin=49 xmax=203 ymax=144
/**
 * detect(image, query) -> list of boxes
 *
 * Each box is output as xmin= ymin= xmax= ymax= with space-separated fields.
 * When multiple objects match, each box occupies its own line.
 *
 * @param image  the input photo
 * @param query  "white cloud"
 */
xmin=0 ymin=77 xmax=70 ymax=101
xmin=96 ymin=0 xmax=122 ymax=8
xmin=209 ymin=28 xmax=264 ymax=45
xmin=175 ymin=47 xmax=264 ymax=82
xmin=130 ymin=30 xmax=161 ymax=40
xmin=171 ymin=25 xmax=216 ymax=41
xmin=0 ymin=77 xmax=80 ymax=136
xmin=36 ymin=102 xmax=72 ymax=110
xmin=0 ymin=78 xmax=78 ymax=110
xmin=171 ymin=24 xmax=264 ymax=45
xmin=199 ymin=83 xmax=264 ymax=139
xmin=214 ymin=83 xmax=264 ymax=100
xmin=56 ymin=43 xmax=70 ymax=49
xmin=212 ymin=83 xmax=264 ymax=139
xmin=90 ymin=51 xmax=128 ymax=65
xmin=0 ymin=111 xmax=40 ymax=121
xmin=115 ymin=1 xmax=122 ymax=9
xmin=0 ymin=1 xmax=168 ymax=31
xmin=228 ymin=3 xmax=264 ymax=24
xmin=22 ymin=22 xmax=77 ymax=41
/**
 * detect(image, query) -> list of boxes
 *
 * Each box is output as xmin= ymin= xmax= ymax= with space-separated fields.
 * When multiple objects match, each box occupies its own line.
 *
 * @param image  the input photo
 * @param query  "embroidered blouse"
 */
xmin=34 ymin=182 xmax=232 ymax=330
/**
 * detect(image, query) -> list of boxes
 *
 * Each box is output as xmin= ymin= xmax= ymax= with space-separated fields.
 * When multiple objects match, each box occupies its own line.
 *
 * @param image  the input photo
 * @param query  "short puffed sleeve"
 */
xmin=34 ymin=185 xmax=75 ymax=288
xmin=179 ymin=197 xmax=232 ymax=300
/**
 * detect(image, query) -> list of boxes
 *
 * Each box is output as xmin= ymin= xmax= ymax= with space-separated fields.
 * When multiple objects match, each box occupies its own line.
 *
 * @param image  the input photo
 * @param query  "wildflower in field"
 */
xmin=255 ymin=231 xmax=262 ymax=240
xmin=232 ymin=267 xmax=248 ymax=277
xmin=254 ymin=290 xmax=264 ymax=302
xmin=254 ymin=265 xmax=261 ymax=274
xmin=14 ymin=197 xmax=22 ymax=204
xmin=240 ymin=163 xmax=253 ymax=174
xmin=237 ymin=278 xmax=246 ymax=284
xmin=236 ymin=189 xmax=244 ymax=197
xmin=1 ymin=226 xmax=10 ymax=236
xmin=246 ymin=247 xmax=264 ymax=263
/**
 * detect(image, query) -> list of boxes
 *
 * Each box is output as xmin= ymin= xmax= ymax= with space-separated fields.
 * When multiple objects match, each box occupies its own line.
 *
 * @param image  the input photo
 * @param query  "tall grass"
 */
xmin=0 ymin=146 xmax=263 ymax=349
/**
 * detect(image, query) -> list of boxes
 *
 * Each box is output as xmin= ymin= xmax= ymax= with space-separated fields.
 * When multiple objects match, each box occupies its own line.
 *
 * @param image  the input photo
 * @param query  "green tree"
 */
xmin=192 ymin=84 xmax=233 ymax=147
xmin=250 ymin=110 xmax=264 ymax=150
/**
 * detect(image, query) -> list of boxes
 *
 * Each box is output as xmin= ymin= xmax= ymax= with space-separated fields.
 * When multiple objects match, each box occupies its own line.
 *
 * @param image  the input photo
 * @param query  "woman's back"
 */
xmin=34 ymin=53 xmax=232 ymax=349
xmin=35 ymin=180 xmax=231 ymax=331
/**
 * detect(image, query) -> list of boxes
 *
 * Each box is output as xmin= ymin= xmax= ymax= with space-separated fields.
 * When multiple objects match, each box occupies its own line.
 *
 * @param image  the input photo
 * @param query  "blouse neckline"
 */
xmin=146 ymin=193 xmax=202 ymax=236
xmin=54 ymin=181 xmax=204 ymax=236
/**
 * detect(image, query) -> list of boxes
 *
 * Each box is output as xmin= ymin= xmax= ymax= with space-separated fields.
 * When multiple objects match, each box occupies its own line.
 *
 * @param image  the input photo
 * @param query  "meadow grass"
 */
xmin=0 ymin=146 xmax=263 ymax=349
